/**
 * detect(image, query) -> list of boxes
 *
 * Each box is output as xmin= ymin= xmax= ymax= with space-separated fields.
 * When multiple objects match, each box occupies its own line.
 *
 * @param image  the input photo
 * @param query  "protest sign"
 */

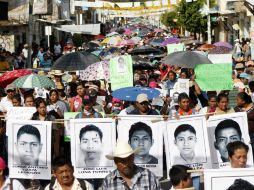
xmin=204 ymin=168 xmax=254 ymax=190
xmin=70 ymin=118 xmax=116 ymax=179
xmin=117 ymin=116 xmax=164 ymax=177
xmin=8 ymin=120 xmax=52 ymax=179
xmin=64 ymin=112 xmax=81 ymax=142
xmin=195 ymin=63 xmax=233 ymax=91
xmin=207 ymin=112 xmax=253 ymax=169
xmin=167 ymin=43 xmax=185 ymax=54
xmin=208 ymin=54 xmax=232 ymax=64
xmin=164 ymin=115 xmax=211 ymax=175
xmin=109 ymin=55 xmax=133 ymax=91
xmin=6 ymin=107 xmax=36 ymax=120
xmin=170 ymin=78 xmax=189 ymax=97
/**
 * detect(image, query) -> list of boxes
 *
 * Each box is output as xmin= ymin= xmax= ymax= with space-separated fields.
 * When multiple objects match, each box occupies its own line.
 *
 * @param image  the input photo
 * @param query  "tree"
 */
xmin=160 ymin=11 xmax=178 ymax=28
xmin=176 ymin=0 xmax=207 ymax=39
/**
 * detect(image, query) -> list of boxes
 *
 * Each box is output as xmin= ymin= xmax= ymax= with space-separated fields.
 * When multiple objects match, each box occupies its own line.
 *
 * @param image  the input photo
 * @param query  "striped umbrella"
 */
xmin=12 ymin=74 xmax=55 ymax=88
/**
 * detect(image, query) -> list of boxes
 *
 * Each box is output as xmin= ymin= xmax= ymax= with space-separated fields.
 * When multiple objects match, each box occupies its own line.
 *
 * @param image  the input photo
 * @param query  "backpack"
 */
xmin=49 ymin=176 xmax=87 ymax=190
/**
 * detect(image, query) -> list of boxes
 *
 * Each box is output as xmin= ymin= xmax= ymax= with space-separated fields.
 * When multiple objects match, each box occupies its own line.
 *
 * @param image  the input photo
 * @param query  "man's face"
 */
xmin=130 ymin=130 xmax=153 ymax=157
xmin=229 ymin=148 xmax=248 ymax=168
xmin=114 ymin=154 xmax=135 ymax=177
xmin=16 ymin=133 xmax=42 ymax=165
xmin=7 ymin=90 xmax=15 ymax=99
xmin=179 ymin=98 xmax=190 ymax=111
xmin=136 ymin=101 xmax=149 ymax=113
xmin=214 ymin=128 xmax=241 ymax=161
xmin=174 ymin=130 xmax=197 ymax=157
xmin=54 ymin=164 xmax=74 ymax=186
xmin=80 ymin=131 xmax=102 ymax=160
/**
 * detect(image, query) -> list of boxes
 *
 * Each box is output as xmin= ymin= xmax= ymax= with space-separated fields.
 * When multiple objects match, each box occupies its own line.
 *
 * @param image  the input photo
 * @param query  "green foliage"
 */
xmin=160 ymin=11 xmax=178 ymax=28
xmin=176 ymin=0 xmax=207 ymax=34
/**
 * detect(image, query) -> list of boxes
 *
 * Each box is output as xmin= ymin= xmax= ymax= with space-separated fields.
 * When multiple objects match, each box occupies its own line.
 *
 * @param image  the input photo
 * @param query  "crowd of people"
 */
xmin=1 ymin=19 xmax=254 ymax=189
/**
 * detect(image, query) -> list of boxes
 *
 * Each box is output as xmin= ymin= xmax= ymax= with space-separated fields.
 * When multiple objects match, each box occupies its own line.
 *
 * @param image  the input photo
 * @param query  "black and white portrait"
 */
xmin=207 ymin=112 xmax=253 ymax=168
xmin=165 ymin=115 xmax=211 ymax=170
xmin=8 ymin=120 xmax=51 ymax=179
xmin=70 ymin=118 xmax=116 ymax=179
xmin=117 ymin=56 xmax=127 ymax=73
xmin=117 ymin=116 xmax=164 ymax=177
xmin=204 ymin=168 xmax=254 ymax=190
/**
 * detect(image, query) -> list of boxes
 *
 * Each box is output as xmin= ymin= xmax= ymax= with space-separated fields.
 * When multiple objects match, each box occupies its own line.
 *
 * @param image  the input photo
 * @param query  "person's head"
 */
xmin=52 ymin=156 xmax=74 ymax=187
xmin=214 ymin=119 xmax=242 ymax=162
xmin=76 ymin=83 xmax=85 ymax=97
xmin=5 ymin=88 xmax=15 ymax=99
xmin=249 ymin=81 xmax=254 ymax=93
xmin=246 ymin=60 xmax=254 ymax=71
xmin=79 ymin=125 xmax=103 ymax=162
xmin=16 ymin=125 xmax=42 ymax=165
xmin=169 ymin=165 xmax=192 ymax=189
xmin=135 ymin=93 xmax=150 ymax=113
xmin=24 ymin=94 xmax=34 ymax=107
xmin=12 ymin=94 xmax=22 ymax=107
xmin=217 ymin=93 xmax=229 ymax=111
xmin=174 ymin=124 xmax=197 ymax=157
xmin=226 ymin=179 xmax=254 ymax=190
xmin=179 ymin=70 xmax=189 ymax=79
xmin=208 ymin=94 xmax=217 ymax=108
xmin=227 ymin=141 xmax=249 ymax=168
xmin=128 ymin=122 xmax=153 ymax=158
xmin=139 ymin=75 xmax=148 ymax=87
xmin=35 ymin=97 xmax=47 ymax=116
xmin=235 ymin=63 xmax=245 ymax=75
xmin=178 ymin=93 xmax=190 ymax=111
xmin=82 ymin=95 xmax=93 ymax=112
xmin=236 ymin=92 xmax=252 ymax=107
xmin=239 ymin=73 xmax=250 ymax=85
xmin=168 ymin=71 xmax=177 ymax=81
xmin=49 ymin=89 xmax=59 ymax=103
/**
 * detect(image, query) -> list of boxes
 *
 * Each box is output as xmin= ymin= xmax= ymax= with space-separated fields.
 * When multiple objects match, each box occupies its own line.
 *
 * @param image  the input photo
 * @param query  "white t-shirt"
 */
xmin=54 ymin=44 xmax=62 ymax=54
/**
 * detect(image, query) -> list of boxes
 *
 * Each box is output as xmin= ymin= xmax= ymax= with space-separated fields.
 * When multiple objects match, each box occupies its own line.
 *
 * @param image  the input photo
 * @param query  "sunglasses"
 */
xmin=140 ymin=101 xmax=149 ymax=105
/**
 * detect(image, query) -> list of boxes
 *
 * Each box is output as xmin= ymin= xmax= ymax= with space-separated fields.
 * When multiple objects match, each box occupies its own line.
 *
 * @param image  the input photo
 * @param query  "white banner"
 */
xmin=208 ymin=54 xmax=232 ymax=64
xmin=8 ymin=120 xmax=52 ymax=179
xmin=207 ymin=112 xmax=253 ymax=168
xmin=117 ymin=116 xmax=164 ymax=177
xmin=70 ymin=118 xmax=116 ymax=179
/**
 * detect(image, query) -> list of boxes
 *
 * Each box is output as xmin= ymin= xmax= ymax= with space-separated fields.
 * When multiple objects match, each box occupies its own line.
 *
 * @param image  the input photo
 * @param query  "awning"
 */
xmin=54 ymin=24 xmax=101 ymax=35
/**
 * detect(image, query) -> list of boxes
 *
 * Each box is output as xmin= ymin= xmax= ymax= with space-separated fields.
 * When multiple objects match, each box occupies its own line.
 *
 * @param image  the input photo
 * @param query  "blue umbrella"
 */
xmin=112 ymin=87 xmax=160 ymax=101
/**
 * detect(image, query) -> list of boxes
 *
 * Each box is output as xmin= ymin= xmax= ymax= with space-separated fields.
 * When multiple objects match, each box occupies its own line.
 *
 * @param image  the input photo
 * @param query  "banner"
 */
xmin=117 ymin=116 xmax=164 ymax=177
xmin=33 ymin=0 xmax=49 ymax=15
xmin=208 ymin=54 xmax=232 ymax=64
xmin=164 ymin=115 xmax=211 ymax=174
xmin=204 ymin=168 xmax=254 ymax=190
xmin=109 ymin=55 xmax=133 ymax=91
xmin=70 ymin=118 xmax=116 ymax=179
xmin=8 ymin=0 xmax=29 ymax=22
xmin=167 ymin=43 xmax=185 ymax=54
xmin=195 ymin=64 xmax=233 ymax=91
xmin=6 ymin=107 xmax=36 ymax=120
xmin=207 ymin=112 xmax=253 ymax=169
xmin=8 ymin=120 xmax=52 ymax=179
xmin=64 ymin=112 xmax=81 ymax=142
xmin=170 ymin=78 xmax=189 ymax=97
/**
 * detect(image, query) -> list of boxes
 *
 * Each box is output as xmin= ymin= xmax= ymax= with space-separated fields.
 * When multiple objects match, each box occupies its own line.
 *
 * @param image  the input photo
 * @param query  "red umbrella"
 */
xmin=0 ymin=69 xmax=32 ymax=88
xmin=94 ymin=34 xmax=105 ymax=40
xmin=198 ymin=44 xmax=215 ymax=51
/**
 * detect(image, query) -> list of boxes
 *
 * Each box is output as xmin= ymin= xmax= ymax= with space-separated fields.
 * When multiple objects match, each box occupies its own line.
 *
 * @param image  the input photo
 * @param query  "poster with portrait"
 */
xmin=117 ymin=116 xmax=164 ymax=177
xmin=207 ymin=112 xmax=253 ymax=168
xmin=204 ymin=168 xmax=254 ymax=190
xmin=164 ymin=115 xmax=211 ymax=172
xmin=167 ymin=43 xmax=185 ymax=54
xmin=7 ymin=120 xmax=52 ymax=179
xmin=70 ymin=118 xmax=116 ymax=178
xmin=64 ymin=112 xmax=81 ymax=142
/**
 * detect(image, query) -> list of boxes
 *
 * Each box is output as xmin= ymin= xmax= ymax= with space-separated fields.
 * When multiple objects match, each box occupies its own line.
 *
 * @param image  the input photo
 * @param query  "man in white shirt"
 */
xmin=0 ymin=85 xmax=15 ymax=113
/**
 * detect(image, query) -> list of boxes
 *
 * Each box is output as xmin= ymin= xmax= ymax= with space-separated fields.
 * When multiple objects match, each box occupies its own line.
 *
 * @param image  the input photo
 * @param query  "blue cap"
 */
xmin=239 ymin=73 xmax=250 ymax=80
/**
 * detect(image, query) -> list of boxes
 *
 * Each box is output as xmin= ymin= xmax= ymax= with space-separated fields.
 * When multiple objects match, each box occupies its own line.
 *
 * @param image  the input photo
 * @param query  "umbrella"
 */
xmin=149 ymin=38 xmax=164 ymax=47
xmin=95 ymin=47 xmax=120 ymax=58
xmin=116 ymin=39 xmax=136 ymax=47
xmin=94 ymin=34 xmax=105 ymax=40
xmin=161 ymin=37 xmax=180 ymax=46
xmin=124 ymin=29 xmax=133 ymax=36
xmin=130 ymin=46 xmax=163 ymax=55
xmin=101 ymin=36 xmax=122 ymax=46
xmin=112 ymin=86 xmax=160 ymax=101
xmin=208 ymin=46 xmax=232 ymax=54
xmin=79 ymin=61 xmax=110 ymax=81
xmin=0 ymin=69 xmax=32 ymax=88
xmin=51 ymin=51 xmax=100 ymax=71
xmin=131 ymin=55 xmax=150 ymax=64
xmin=162 ymin=51 xmax=213 ymax=68
xmin=198 ymin=44 xmax=215 ymax=51
xmin=133 ymin=63 xmax=154 ymax=70
xmin=213 ymin=42 xmax=233 ymax=49
xmin=131 ymin=37 xmax=142 ymax=44
xmin=154 ymin=28 xmax=163 ymax=33
xmin=106 ymin=32 xmax=119 ymax=37
xmin=12 ymin=74 xmax=55 ymax=88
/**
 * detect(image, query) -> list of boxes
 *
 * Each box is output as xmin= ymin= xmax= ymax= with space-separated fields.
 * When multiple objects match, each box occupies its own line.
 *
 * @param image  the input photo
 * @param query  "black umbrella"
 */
xmin=162 ymin=51 xmax=213 ymax=68
xmin=130 ymin=46 xmax=163 ymax=55
xmin=133 ymin=63 xmax=154 ymax=70
xmin=52 ymin=51 xmax=100 ymax=71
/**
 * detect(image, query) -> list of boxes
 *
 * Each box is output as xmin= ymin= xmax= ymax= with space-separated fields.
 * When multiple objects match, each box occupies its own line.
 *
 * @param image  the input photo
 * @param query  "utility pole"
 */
xmin=27 ymin=0 xmax=33 ymax=68
xmin=207 ymin=0 xmax=211 ymax=44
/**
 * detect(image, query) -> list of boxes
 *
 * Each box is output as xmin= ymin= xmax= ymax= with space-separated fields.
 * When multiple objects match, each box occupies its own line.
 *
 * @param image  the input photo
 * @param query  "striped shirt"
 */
xmin=101 ymin=166 xmax=161 ymax=190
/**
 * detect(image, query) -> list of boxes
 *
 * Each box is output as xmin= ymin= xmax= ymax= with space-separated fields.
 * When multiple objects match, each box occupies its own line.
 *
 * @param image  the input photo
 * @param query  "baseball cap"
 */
xmin=239 ymin=73 xmax=250 ymax=80
xmin=136 ymin=93 xmax=148 ymax=103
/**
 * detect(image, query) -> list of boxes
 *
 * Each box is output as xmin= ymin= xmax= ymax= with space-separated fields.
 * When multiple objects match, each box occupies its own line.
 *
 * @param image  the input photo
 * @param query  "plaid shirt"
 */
xmin=101 ymin=166 xmax=161 ymax=190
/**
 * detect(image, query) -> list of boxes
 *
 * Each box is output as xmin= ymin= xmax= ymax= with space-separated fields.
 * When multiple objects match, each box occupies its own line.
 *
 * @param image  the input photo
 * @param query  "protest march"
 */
xmin=1 ymin=17 xmax=254 ymax=190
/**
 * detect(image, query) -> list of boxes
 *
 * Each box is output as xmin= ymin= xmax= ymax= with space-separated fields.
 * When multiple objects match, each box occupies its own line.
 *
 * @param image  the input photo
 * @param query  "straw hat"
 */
xmin=52 ymin=70 xmax=64 ymax=76
xmin=106 ymin=140 xmax=140 ymax=160
xmin=38 ymin=70 xmax=46 ymax=76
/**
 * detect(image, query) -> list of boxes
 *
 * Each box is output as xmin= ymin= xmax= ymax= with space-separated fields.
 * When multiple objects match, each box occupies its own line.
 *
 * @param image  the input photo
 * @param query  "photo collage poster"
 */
xmin=7 ymin=120 xmax=52 ymax=179
xmin=70 ymin=118 xmax=116 ymax=178
xmin=117 ymin=116 xmax=164 ymax=177
xmin=207 ymin=112 xmax=253 ymax=168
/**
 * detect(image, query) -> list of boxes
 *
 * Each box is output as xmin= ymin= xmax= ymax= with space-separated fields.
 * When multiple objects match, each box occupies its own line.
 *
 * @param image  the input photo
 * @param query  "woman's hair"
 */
xmin=34 ymin=97 xmax=47 ymax=108
xmin=217 ymin=93 xmax=229 ymax=103
xmin=237 ymin=92 xmax=252 ymax=104
xmin=168 ymin=70 xmax=177 ymax=80
xmin=49 ymin=89 xmax=59 ymax=97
